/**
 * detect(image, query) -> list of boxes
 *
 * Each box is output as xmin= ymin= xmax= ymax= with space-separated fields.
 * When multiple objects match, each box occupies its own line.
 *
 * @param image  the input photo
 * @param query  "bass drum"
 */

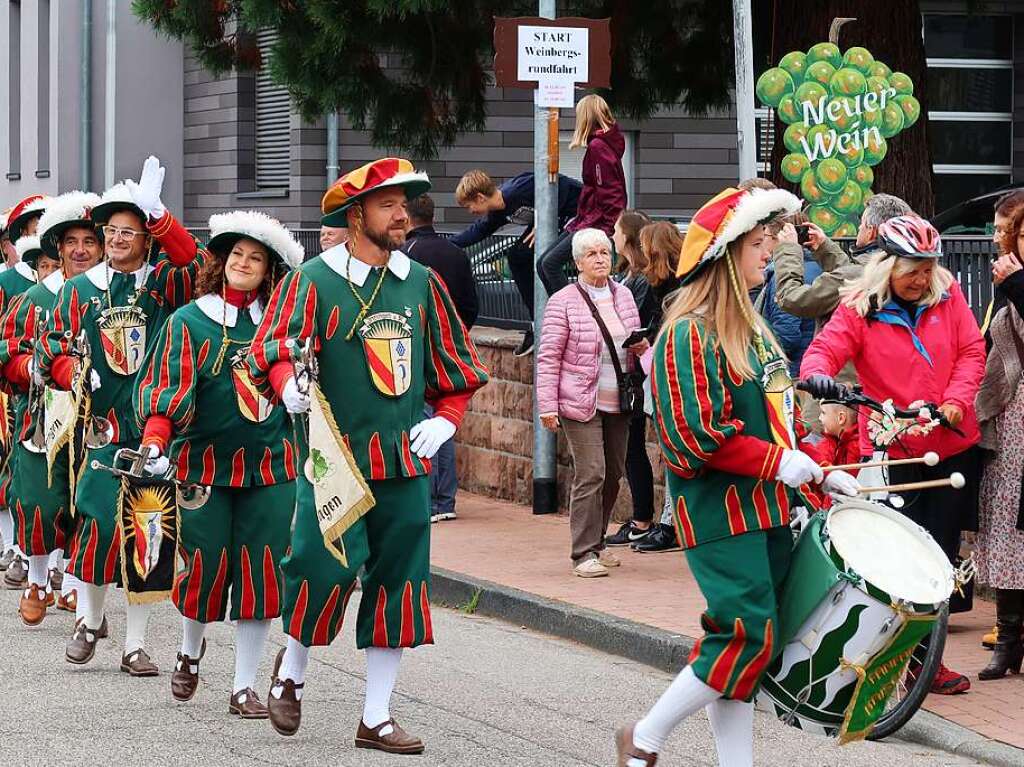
xmin=756 ymin=498 xmax=954 ymax=740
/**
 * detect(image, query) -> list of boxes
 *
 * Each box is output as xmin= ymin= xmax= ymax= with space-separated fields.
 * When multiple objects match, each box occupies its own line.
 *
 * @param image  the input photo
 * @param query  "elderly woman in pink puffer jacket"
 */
xmin=537 ymin=228 xmax=648 ymax=578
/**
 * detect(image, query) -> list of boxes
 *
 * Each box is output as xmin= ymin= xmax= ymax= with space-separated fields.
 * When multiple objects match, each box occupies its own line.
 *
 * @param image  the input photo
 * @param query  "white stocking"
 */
xmin=0 ymin=508 xmax=14 ymax=554
xmin=76 ymin=583 xmax=107 ymax=630
xmin=180 ymin=617 xmax=206 ymax=658
xmin=124 ymin=601 xmax=153 ymax=655
xmin=271 ymin=637 xmax=309 ymax=701
xmin=632 ymin=666 xmax=721 ymax=756
xmin=233 ymin=619 xmax=271 ymax=694
xmin=706 ymin=698 xmax=754 ymax=767
xmin=363 ymin=647 xmax=404 ymax=731
xmin=27 ymin=555 xmax=49 ymax=588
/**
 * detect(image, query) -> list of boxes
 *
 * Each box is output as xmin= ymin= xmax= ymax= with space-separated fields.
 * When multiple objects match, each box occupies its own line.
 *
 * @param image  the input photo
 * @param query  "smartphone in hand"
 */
xmin=796 ymin=223 xmax=812 ymax=246
xmin=621 ymin=327 xmax=651 ymax=348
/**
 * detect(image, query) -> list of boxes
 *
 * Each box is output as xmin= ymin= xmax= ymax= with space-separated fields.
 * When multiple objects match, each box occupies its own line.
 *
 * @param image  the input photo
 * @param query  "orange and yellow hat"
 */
xmin=321 ymin=157 xmax=431 ymax=227
xmin=677 ymin=186 xmax=800 ymax=285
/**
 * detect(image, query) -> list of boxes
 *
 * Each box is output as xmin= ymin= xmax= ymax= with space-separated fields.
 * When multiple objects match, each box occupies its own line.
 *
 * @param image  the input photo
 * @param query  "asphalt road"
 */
xmin=0 ymin=587 xmax=986 ymax=767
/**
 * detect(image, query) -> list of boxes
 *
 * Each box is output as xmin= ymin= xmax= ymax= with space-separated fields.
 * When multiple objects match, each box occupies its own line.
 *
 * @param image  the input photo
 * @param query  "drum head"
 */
xmin=826 ymin=498 xmax=954 ymax=605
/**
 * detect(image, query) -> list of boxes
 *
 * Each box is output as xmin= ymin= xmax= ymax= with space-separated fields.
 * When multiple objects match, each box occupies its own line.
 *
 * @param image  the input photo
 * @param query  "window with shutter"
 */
xmin=255 ymin=29 xmax=290 ymax=190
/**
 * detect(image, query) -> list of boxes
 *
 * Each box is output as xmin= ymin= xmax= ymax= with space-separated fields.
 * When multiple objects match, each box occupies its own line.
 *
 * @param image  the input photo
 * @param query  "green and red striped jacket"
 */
xmin=653 ymin=317 xmax=820 ymax=549
xmin=248 ymin=247 xmax=488 ymax=481
xmin=135 ymin=294 xmax=297 ymax=487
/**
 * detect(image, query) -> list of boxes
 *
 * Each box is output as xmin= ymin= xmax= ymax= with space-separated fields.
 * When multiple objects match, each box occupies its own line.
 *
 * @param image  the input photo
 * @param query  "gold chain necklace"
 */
xmin=211 ymin=284 xmax=253 ymax=376
xmin=344 ymin=246 xmax=388 ymax=340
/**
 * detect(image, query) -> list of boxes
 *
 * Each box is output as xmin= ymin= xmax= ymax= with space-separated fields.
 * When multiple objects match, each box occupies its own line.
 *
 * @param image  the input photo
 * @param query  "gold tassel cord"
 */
xmin=343 ymin=207 xmax=390 ymax=341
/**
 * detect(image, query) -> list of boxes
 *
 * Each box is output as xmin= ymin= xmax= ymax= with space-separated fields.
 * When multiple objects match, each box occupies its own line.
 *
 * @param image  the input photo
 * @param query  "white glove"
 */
xmin=125 ymin=155 xmax=166 ymax=221
xmin=775 ymin=449 xmax=824 ymax=488
xmin=282 ymin=376 xmax=310 ymax=414
xmin=144 ymin=444 xmax=170 ymax=477
xmin=822 ymin=470 xmax=861 ymax=498
xmin=89 ymin=369 xmax=102 ymax=392
xmin=409 ymin=416 xmax=456 ymax=459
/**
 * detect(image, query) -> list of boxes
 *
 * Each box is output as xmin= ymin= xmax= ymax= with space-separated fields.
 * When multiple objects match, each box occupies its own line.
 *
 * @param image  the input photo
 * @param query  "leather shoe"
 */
xmin=66 ymin=620 xmax=102 ymax=664
xmin=121 ymin=648 xmax=159 ymax=677
xmin=57 ymin=589 xmax=77 ymax=612
xmin=267 ymin=648 xmax=303 ymax=736
xmin=171 ymin=639 xmax=206 ymax=701
xmin=229 ymin=688 xmax=269 ymax=719
xmin=49 ymin=567 xmax=63 ymax=594
xmin=615 ymin=724 xmax=658 ymax=766
xmin=18 ymin=584 xmax=48 ymax=626
xmin=355 ymin=718 xmax=425 ymax=755
xmin=4 ymin=557 xmax=27 ymax=589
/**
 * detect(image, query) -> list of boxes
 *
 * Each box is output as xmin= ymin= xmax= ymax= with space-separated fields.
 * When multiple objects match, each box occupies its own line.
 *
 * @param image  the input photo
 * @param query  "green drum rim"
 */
xmin=777 ymin=514 xmax=843 ymax=646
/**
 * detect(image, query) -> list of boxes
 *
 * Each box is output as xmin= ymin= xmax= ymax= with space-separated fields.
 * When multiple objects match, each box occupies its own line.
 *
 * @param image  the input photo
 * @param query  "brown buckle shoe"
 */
xmin=615 ymin=725 xmax=657 ymax=766
xmin=267 ymin=648 xmax=303 ymax=736
xmin=121 ymin=648 xmax=160 ymax=677
xmin=171 ymin=639 xmax=206 ymax=702
xmin=49 ymin=567 xmax=63 ymax=593
xmin=66 ymin=620 xmax=101 ymax=664
xmin=229 ymin=688 xmax=269 ymax=719
xmin=4 ymin=557 xmax=27 ymax=589
xmin=57 ymin=589 xmax=77 ymax=612
xmin=355 ymin=718 xmax=425 ymax=755
xmin=19 ymin=584 xmax=48 ymax=626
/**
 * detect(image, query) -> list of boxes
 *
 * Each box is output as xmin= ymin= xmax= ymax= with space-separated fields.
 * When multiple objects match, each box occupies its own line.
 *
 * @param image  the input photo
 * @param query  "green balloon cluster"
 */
xmin=755 ymin=43 xmax=920 ymax=235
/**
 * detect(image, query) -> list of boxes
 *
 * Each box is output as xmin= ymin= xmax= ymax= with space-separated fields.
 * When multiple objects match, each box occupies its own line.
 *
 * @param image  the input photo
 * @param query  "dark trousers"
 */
xmin=537 ymin=230 xmax=575 ymax=295
xmin=506 ymin=240 xmax=535 ymax=320
xmin=425 ymin=406 xmax=457 ymax=515
xmin=624 ymin=412 xmax=655 ymax=523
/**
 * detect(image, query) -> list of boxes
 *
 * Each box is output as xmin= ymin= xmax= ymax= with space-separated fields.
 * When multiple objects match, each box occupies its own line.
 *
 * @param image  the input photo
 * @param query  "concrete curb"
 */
xmin=431 ymin=566 xmax=1024 ymax=767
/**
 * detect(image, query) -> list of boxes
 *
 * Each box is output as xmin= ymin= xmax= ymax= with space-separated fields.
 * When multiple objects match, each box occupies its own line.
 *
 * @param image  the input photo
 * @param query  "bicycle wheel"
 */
xmin=867 ymin=602 xmax=948 ymax=741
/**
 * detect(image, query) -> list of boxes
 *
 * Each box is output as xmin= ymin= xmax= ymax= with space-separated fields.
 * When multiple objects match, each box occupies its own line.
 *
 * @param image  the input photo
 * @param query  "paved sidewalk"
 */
xmin=432 ymin=492 xmax=1024 ymax=752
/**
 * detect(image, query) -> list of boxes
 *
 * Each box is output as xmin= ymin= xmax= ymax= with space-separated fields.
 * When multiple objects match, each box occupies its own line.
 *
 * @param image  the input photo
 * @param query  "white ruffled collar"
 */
xmin=84 ymin=260 xmax=155 ymax=291
xmin=320 ymin=242 xmax=410 ymax=286
xmin=14 ymin=261 xmax=35 ymax=281
xmin=195 ymin=293 xmax=265 ymax=328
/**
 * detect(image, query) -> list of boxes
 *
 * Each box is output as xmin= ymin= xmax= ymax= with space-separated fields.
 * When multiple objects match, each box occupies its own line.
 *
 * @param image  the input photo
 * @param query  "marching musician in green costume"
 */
xmin=0 ymin=193 xmax=103 ymax=626
xmin=136 ymin=210 xmax=303 ymax=719
xmin=0 ymin=194 xmax=49 ymax=590
xmin=248 ymin=157 xmax=488 ymax=754
xmin=37 ymin=157 xmax=207 ymax=676
xmin=616 ymin=187 xmax=861 ymax=767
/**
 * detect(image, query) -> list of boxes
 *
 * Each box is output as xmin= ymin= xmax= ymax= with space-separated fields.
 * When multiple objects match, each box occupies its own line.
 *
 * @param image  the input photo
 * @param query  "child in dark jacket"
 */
xmin=538 ymin=94 xmax=627 ymax=295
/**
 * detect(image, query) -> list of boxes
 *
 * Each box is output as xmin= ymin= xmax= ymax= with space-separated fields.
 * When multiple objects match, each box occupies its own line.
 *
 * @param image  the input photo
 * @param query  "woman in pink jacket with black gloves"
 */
xmin=538 ymin=95 xmax=627 ymax=295
xmin=800 ymin=215 xmax=985 ymax=695
xmin=537 ymin=228 xmax=646 ymax=578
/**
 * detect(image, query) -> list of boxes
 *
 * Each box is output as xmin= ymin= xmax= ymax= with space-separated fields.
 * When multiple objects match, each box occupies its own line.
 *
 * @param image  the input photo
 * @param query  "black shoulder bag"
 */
xmin=575 ymin=283 xmax=645 ymax=417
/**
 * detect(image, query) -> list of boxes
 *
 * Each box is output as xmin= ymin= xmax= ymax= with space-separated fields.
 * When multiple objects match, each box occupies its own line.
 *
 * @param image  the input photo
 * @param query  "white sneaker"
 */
xmin=598 ymin=551 xmax=621 ymax=568
xmin=573 ymin=558 xmax=609 ymax=578
xmin=430 ymin=511 xmax=457 ymax=523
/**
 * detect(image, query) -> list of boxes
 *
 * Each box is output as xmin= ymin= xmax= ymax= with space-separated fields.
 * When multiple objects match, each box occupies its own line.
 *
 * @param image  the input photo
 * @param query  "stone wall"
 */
xmin=456 ymin=327 xmax=668 ymax=522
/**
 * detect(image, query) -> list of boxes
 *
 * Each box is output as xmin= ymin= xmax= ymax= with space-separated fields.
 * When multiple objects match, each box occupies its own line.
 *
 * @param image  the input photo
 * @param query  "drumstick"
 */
xmin=856 ymin=472 xmax=965 ymax=495
xmin=824 ymin=451 xmax=939 ymax=473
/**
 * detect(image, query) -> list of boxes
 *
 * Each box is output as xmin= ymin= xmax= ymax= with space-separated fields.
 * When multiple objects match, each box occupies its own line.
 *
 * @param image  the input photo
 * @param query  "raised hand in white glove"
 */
xmin=775 ymin=449 xmax=824 ymax=488
xmin=89 ymin=369 xmax=102 ymax=392
xmin=409 ymin=416 xmax=456 ymax=459
xmin=822 ymin=469 xmax=860 ymax=498
xmin=144 ymin=444 xmax=170 ymax=477
xmin=282 ymin=376 xmax=310 ymax=414
xmin=125 ymin=155 xmax=167 ymax=221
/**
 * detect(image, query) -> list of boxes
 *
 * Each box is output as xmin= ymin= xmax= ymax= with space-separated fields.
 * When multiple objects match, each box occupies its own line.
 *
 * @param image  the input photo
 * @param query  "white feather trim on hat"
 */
xmin=37 ymin=191 xmax=102 ymax=240
xmin=208 ymin=210 xmax=304 ymax=269
xmin=15 ymin=197 xmax=48 ymax=220
xmin=98 ymin=182 xmax=135 ymax=206
xmin=15 ymin=235 xmax=41 ymax=260
xmin=706 ymin=188 xmax=802 ymax=262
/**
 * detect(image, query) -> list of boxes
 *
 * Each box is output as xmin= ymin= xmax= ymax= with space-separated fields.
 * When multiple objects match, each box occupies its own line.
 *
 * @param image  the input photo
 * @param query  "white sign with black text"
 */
xmin=518 ymin=25 xmax=589 ymax=108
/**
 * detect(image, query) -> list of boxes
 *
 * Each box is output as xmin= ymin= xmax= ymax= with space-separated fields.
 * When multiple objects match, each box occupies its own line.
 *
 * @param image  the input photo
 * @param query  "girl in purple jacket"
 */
xmin=538 ymin=95 xmax=628 ymax=295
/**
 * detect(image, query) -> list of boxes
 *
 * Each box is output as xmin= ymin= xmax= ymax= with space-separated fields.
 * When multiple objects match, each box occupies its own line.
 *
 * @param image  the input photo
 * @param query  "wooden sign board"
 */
xmin=494 ymin=17 xmax=612 ymax=89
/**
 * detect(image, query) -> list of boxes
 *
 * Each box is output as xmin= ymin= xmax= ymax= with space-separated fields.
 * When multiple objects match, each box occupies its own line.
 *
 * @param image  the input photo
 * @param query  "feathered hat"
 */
xmin=5 ymin=194 xmax=48 ymax=244
xmin=677 ymin=187 xmax=801 ymax=285
xmin=37 ymin=191 xmax=102 ymax=258
xmin=321 ymin=157 xmax=431 ymax=227
xmin=91 ymin=183 xmax=146 ymax=228
xmin=206 ymin=210 xmax=305 ymax=270
xmin=15 ymin=235 xmax=43 ymax=269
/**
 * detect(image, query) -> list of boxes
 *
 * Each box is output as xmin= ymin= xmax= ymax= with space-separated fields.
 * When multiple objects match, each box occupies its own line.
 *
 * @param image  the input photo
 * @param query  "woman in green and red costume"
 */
xmin=248 ymin=157 xmax=488 ymax=754
xmin=616 ymin=187 xmax=861 ymax=767
xmin=0 ymin=194 xmax=49 ymax=586
xmin=37 ymin=157 xmax=207 ymax=677
xmin=136 ymin=210 xmax=303 ymax=719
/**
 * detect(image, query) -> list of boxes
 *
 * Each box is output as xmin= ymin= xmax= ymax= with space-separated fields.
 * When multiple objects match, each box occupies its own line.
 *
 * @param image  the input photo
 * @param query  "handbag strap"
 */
xmin=575 ymin=282 xmax=627 ymax=386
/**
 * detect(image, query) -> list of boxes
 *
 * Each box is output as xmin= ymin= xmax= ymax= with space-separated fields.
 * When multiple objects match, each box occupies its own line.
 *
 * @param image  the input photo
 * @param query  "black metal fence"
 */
xmin=190 ymin=229 xmax=998 ymax=329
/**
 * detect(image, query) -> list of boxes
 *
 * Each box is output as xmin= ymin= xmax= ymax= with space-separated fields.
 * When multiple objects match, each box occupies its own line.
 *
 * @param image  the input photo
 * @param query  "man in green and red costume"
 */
xmin=0 ymin=194 xmax=49 ymax=588
xmin=249 ymin=157 xmax=488 ymax=754
xmin=37 ymin=157 xmax=207 ymax=675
